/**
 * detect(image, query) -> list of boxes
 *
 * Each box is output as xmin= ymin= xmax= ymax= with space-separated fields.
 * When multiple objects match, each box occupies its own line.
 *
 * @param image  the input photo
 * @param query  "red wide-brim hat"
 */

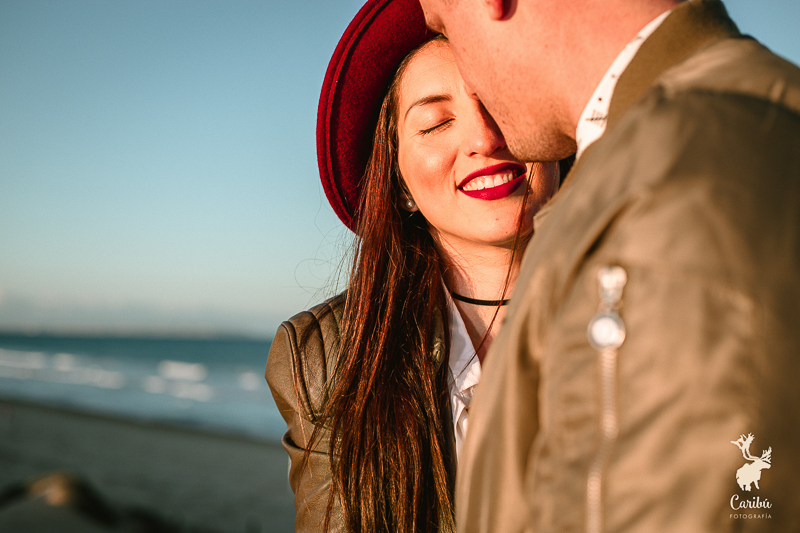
xmin=317 ymin=0 xmax=435 ymax=232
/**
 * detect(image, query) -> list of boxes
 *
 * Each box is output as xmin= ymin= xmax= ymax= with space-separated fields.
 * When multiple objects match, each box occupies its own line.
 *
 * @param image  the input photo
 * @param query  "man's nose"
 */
xmin=466 ymin=104 xmax=506 ymax=157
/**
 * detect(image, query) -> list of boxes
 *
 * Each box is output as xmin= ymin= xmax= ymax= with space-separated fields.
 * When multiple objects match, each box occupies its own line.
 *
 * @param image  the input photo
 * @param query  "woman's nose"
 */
xmin=465 ymin=102 xmax=506 ymax=157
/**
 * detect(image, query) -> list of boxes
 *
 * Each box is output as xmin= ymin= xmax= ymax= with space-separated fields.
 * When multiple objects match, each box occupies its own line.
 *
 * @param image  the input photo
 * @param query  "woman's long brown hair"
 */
xmin=305 ymin=36 xmax=532 ymax=533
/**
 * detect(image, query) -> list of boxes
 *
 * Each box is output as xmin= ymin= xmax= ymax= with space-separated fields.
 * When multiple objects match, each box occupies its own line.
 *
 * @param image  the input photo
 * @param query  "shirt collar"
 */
xmin=575 ymin=9 xmax=672 ymax=159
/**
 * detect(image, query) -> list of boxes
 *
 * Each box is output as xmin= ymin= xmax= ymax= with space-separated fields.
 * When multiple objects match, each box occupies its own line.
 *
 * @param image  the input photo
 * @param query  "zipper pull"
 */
xmin=587 ymin=266 xmax=627 ymax=350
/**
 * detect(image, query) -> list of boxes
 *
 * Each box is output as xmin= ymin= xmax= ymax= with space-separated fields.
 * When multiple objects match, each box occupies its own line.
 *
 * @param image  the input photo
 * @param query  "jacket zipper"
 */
xmin=586 ymin=346 xmax=620 ymax=533
xmin=585 ymin=266 xmax=627 ymax=533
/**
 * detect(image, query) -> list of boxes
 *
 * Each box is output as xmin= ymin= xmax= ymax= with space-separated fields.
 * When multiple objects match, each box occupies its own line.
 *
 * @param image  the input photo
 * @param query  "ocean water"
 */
xmin=0 ymin=334 xmax=287 ymax=441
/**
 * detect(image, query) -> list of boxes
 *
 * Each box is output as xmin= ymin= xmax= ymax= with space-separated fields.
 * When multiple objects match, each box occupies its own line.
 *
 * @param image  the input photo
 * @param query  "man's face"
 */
xmin=417 ymin=0 xmax=499 ymax=139
xmin=417 ymin=0 xmax=577 ymax=162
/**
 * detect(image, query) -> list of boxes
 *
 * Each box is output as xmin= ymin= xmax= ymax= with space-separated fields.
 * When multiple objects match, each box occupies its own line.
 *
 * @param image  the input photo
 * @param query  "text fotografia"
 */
xmin=730 ymin=513 xmax=772 ymax=520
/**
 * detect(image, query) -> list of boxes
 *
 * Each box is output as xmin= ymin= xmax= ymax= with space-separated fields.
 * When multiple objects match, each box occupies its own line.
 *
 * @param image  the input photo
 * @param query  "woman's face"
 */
xmin=396 ymin=40 xmax=559 ymax=250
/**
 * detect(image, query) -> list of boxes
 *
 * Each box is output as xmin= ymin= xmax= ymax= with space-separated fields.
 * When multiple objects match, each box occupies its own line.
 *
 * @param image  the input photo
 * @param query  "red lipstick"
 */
xmin=458 ymin=162 xmax=527 ymax=201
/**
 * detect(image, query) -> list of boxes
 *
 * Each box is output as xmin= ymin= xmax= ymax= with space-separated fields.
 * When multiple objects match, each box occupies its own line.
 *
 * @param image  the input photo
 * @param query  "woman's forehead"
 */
xmin=398 ymin=41 xmax=460 ymax=106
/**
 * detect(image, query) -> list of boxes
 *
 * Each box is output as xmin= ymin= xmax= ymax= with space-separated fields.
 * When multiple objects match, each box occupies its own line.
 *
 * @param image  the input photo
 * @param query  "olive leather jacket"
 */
xmin=265 ymin=294 xmax=457 ymax=532
xmin=456 ymin=1 xmax=800 ymax=532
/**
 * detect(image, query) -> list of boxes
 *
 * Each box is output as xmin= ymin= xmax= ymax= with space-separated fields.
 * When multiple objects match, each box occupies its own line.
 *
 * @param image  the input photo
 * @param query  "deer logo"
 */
xmin=731 ymin=434 xmax=772 ymax=491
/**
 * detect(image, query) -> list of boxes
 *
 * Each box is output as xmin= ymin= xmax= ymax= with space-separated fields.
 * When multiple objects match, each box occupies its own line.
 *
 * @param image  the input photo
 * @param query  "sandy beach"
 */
xmin=0 ymin=396 xmax=295 ymax=532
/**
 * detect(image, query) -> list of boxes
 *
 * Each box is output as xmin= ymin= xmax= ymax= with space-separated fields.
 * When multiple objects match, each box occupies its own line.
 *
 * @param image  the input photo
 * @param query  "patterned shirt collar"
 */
xmin=575 ymin=9 xmax=672 ymax=159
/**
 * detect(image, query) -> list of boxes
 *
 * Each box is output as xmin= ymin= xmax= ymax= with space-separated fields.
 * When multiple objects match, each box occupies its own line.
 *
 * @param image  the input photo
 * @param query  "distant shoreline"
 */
xmin=0 ymin=329 xmax=273 ymax=342
xmin=0 ymin=335 xmax=285 ymax=441
xmin=0 ymin=394 xmax=281 ymax=445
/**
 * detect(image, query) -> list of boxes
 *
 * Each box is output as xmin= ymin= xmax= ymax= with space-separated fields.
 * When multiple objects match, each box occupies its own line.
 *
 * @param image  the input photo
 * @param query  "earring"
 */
xmin=404 ymin=197 xmax=418 ymax=212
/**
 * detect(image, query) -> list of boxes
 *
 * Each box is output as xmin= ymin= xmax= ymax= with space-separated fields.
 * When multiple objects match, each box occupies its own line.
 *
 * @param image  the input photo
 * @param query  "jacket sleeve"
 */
xmin=265 ymin=303 xmax=346 ymax=533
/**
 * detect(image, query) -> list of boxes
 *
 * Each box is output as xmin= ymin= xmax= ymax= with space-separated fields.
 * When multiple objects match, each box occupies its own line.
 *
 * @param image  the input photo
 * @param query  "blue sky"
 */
xmin=1 ymin=0 xmax=798 ymax=338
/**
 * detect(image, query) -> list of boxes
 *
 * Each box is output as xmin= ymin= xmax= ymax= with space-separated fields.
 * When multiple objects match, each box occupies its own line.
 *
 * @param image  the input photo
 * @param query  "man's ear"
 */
xmin=484 ymin=0 xmax=512 ymax=20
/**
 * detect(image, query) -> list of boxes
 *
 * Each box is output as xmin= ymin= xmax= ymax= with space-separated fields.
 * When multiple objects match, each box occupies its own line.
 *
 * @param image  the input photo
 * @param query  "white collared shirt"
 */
xmin=446 ymin=293 xmax=481 ymax=461
xmin=575 ymin=9 xmax=673 ymax=159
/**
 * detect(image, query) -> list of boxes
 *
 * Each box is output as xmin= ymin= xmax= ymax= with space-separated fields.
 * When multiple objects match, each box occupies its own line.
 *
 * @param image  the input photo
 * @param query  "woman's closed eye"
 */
xmin=419 ymin=118 xmax=454 ymax=136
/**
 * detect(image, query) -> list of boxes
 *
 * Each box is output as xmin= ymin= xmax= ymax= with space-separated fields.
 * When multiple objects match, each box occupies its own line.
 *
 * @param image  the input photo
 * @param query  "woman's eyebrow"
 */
xmin=404 ymin=94 xmax=452 ymax=121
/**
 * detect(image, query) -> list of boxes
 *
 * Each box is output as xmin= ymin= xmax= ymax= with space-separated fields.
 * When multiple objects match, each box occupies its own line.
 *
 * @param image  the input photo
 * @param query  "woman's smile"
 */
xmin=459 ymin=162 xmax=527 ymax=199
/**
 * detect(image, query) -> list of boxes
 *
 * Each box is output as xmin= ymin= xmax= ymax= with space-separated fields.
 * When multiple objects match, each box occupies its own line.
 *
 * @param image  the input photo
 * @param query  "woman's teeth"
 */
xmin=461 ymin=172 xmax=516 ymax=191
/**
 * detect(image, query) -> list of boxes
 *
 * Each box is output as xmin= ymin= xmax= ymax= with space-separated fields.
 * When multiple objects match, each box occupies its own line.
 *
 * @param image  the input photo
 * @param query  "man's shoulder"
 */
xmin=601 ymin=35 xmax=800 ymax=177
xmin=658 ymin=36 xmax=800 ymax=116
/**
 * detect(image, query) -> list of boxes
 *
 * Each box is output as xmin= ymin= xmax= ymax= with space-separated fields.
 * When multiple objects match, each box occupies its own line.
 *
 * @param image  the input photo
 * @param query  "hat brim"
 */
xmin=317 ymin=0 xmax=434 ymax=232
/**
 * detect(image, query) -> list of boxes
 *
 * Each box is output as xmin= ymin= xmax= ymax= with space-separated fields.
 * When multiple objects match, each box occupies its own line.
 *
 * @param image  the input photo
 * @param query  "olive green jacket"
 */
xmin=265 ymin=294 xmax=456 ymax=532
xmin=457 ymin=1 xmax=800 ymax=532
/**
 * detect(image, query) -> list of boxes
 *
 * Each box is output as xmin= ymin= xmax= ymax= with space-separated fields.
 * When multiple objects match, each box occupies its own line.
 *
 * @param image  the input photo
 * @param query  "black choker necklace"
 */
xmin=450 ymin=291 xmax=510 ymax=307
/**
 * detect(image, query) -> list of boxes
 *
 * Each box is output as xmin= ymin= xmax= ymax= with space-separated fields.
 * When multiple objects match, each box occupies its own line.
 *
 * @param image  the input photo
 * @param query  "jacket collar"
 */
xmin=607 ymin=0 xmax=740 ymax=130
